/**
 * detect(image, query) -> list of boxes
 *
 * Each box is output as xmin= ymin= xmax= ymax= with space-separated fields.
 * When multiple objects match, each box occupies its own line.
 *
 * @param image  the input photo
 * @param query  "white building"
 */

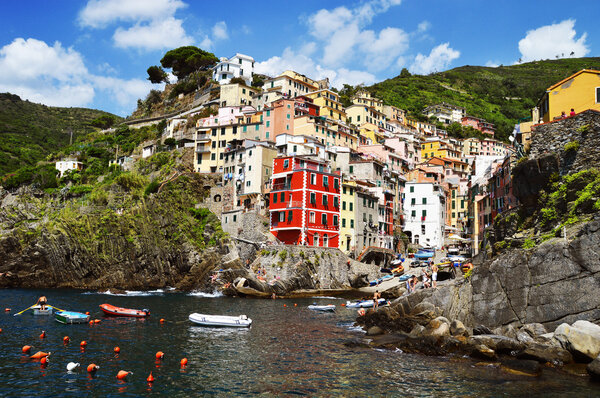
xmin=423 ymin=103 xmax=466 ymax=125
xmin=403 ymin=182 xmax=446 ymax=249
xmin=55 ymin=158 xmax=83 ymax=177
xmin=213 ymin=53 xmax=254 ymax=85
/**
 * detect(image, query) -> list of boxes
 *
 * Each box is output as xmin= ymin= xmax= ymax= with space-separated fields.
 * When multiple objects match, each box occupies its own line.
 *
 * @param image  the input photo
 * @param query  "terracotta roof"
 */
xmin=547 ymin=69 xmax=600 ymax=91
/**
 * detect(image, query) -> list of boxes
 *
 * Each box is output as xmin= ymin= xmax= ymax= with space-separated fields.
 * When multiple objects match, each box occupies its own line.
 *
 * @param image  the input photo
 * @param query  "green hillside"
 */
xmin=367 ymin=57 xmax=600 ymax=141
xmin=0 ymin=93 xmax=122 ymax=176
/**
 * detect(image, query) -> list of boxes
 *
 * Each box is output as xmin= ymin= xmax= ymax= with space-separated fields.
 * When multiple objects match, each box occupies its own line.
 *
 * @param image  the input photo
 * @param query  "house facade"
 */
xmin=403 ymin=181 xmax=446 ymax=248
xmin=213 ymin=53 xmax=255 ymax=85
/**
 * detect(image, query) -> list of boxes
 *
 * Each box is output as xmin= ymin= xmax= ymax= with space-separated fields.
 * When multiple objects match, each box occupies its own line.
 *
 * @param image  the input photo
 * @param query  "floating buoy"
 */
xmin=294 ymin=303 xmax=297 ymax=307
xmin=31 ymin=351 xmax=49 ymax=359
xmin=89 ymin=320 xmax=94 ymax=325
xmin=85 ymin=312 xmax=90 ymax=315
xmin=155 ymin=351 xmax=164 ymax=360
xmin=94 ymin=319 xmax=100 ymax=324
xmin=341 ymin=303 xmax=346 ymax=307
xmin=283 ymin=304 xmax=287 ymax=307
xmin=159 ymin=319 xmax=165 ymax=323
xmin=40 ymin=356 xmax=49 ymax=366
xmin=180 ymin=358 xmax=188 ymax=367
xmin=117 ymin=370 xmax=131 ymax=380
xmin=39 ymin=331 xmax=46 ymax=339
xmin=114 ymin=346 xmax=120 ymax=353
xmin=67 ymin=362 xmax=80 ymax=372
xmin=80 ymin=341 xmax=87 ymax=348
xmin=0 ymin=328 xmax=2 ymax=333
xmin=63 ymin=336 xmax=69 ymax=344
xmin=87 ymin=364 xmax=99 ymax=373
xmin=22 ymin=345 xmax=32 ymax=353
xmin=4 ymin=308 xmax=10 ymax=312
xmin=146 ymin=372 xmax=155 ymax=382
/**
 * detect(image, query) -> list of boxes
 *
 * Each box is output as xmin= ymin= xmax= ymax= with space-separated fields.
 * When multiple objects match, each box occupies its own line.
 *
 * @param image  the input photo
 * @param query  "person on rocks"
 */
xmin=373 ymin=290 xmax=381 ymax=309
xmin=408 ymin=275 xmax=418 ymax=293
xmin=431 ymin=263 xmax=438 ymax=288
xmin=422 ymin=271 xmax=431 ymax=289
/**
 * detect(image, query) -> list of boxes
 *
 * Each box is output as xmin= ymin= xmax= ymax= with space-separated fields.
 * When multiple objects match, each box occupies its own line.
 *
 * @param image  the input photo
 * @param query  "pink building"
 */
xmin=461 ymin=116 xmax=495 ymax=137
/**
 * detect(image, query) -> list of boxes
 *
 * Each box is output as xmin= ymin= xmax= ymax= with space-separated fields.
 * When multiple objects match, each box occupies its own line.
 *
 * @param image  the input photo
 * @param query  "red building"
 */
xmin=269 ymin=155 xmax=340 ymax=247
xmin=488 ymin=154 xmax=518 ymax=221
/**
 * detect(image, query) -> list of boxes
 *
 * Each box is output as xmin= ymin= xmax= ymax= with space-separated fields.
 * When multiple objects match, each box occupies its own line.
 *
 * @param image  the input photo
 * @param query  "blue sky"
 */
xmin=0 ymin=0 xmax=598 ymax=116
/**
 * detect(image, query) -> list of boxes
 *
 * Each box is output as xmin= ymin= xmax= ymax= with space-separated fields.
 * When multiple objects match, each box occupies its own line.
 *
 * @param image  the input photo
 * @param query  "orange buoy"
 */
xmin=159 ymin=318 xmax=165 ymax=323
xmin=155 ymin=351 xmax=164 ymax=360
xmin=89 ymin=320 xmax=94 ymax=325
xmin=39 ymin=331 xmax=46 ymax=339
xmin=80 ymin=341 xmax=87 ymax=348
xmin=0 ymin=328 xmax=2 ymax=333
xmin=114 ymin=346 xmax=120 ymax=353
xmin=180 ymin=358 xmax=188 ymax=367
xmin=63 ymin=336 xmax=69 ymax=344
xmin=341 ymin=303 xmax=346 ymax=307
xmin=85 ymin=311 xmax=90 ymax=315
xmin=40 ymin=356 xmax=49 ymax=365
xmin=146 ymin=372 xmax=155 ymax=382
xmin=4 ymin=308 xmax=10 ymax=312
xmin=30 ymin=351 xmax=50 ymax=359
xmin=294 ymin=303 xmax=297 ymax=307
xmin=94 ymin=319 xmax=100 ymax=324
xmin=87 ymin=364 xmax=99 ymax=373
xmin=283 ymin=304 xmax=287 ymax=307
xmin=22 ymin=345 xmax=32 ymax=353
xmin=116 ymin=370 xmax=131 ymax=380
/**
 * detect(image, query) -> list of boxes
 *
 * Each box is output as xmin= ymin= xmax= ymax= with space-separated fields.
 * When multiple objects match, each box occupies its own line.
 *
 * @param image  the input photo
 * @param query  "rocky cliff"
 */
xmin=0 ymin=173 xmax=242 ymax=291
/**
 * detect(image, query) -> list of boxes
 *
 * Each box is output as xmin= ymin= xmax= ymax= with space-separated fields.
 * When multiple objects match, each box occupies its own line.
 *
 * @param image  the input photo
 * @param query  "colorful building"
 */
xmin=213 ymin=53 xmax=254 ymax=85
xmin=268 ymin=156 xmax=341 ymax=247
xmin=535 ymin=69 xmax=600 ymax=123
xmin=303 ymin=89 xmax=347 ymax=122
xmin=340 ymin=180 xmax=357 ymax=254
xmin=461 ymin=116 xmax=495 ymax=136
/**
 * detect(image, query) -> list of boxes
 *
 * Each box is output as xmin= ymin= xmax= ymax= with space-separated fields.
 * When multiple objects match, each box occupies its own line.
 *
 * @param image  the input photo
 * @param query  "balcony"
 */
xmin=196 ymin=134 xmax=210 ymax=142
xmin=196 ymin=147 xmax=211 ymax=153
xmin=271 ymin=183 xmax=291 ymax=191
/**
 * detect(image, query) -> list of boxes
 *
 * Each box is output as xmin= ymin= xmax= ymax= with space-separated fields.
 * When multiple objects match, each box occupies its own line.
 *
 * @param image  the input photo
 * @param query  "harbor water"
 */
xmin=1 ymin=289 xmax=599 ymax=397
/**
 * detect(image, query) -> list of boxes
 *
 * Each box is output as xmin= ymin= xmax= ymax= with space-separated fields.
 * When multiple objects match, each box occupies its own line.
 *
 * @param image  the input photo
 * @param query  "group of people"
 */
xmin=559 ymin=108 xmax=577 ymax=119
xmin=406 ymin=262 xmax=438 ymax=294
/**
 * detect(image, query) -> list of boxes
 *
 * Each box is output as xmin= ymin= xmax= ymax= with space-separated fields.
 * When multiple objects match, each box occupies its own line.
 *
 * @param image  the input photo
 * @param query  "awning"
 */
xmin=446 ymin=234 xmax=471 ymax=242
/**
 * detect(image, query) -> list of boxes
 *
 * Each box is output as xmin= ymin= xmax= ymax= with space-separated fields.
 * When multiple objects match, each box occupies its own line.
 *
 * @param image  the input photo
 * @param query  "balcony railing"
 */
xmin=196 ymin=147 xmax=211 ymax=153
xmin=271 ymin=183 xmax=291 ymax=191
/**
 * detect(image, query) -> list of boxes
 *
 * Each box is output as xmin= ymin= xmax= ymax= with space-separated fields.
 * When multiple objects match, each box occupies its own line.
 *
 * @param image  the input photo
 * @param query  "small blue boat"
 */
xmin=369 ymin=274 xmax=394 ymax=286
xmin=55 ymin=311 xmax=90 ymax=324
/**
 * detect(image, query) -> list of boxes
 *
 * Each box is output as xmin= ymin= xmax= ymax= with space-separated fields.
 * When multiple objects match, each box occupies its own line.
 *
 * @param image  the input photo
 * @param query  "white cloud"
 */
xmin=79 ymin=0 xmax=193 ymax=51
xmin=410 ymin=42 xmax=460 ymax=75
xmin=518 ymin=19 xmax=589 ymax=62
xmin=417 ymin=21 xmax=431 ymax=33
xmin=254 ymin=47 xmax=376 ymax=89
xmin=212 ymin=21 xmax=228 ymax=41
xmin=113 ymin=17 xmax=193 ymax=50
xmin=0 ymin=37 xmax=153 ymax=112
xmin=78 ymin=0 xmax=186 ymax=28
xmin=360 ymin=27 xmax=409 ymax=72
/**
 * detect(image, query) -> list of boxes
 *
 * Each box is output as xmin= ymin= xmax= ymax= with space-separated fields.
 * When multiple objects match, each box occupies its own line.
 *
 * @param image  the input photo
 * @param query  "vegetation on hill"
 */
xmin=366 ymin=57 xmax=600 ymax=141
xmin=0 ymin=93 xmax=122 ymax=176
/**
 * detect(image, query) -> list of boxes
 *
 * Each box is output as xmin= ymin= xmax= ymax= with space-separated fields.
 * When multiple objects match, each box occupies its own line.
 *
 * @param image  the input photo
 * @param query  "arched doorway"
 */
xmin=314 ymin=233 xmax=320 ymax=247
xmin=323 ymin=234 xmax=328 ymax=247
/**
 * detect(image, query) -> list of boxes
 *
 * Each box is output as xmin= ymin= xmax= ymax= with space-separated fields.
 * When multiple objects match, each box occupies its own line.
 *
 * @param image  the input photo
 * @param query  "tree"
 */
xmin=160 ymin=46 xmax=219 ymax=80
xmin=147 ymin=65 xmax=168 ymax=84
xmin=90 ymin=114 xmax=116 ymax=129
xmin=229 ymin=77 xmax=246 ymax=85
xmin=252 ymin=74 xmax=265 ymax=88
xmin=400 ymin=68 xmax=411 ymax=78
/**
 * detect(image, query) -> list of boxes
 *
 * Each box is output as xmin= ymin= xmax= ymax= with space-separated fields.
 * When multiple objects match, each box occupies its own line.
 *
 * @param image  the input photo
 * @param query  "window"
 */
xmin=322 ymin=195 xmax=328 ymax=206
xmin=349 ymin=165 xmax=354 ymax=173
xmin=452 ymin=201 xmax=456 ymax=209
xmin=266 ymin=121 xmax=270 ymax=127
xmin=363 ymin=213 xmax=366 ymax=222
xmin=452 ymin=212 xmax=456 ymax=219
xmin=310 ymin=192 xmax=316 ymax=205
xmin=221 ymin=128 xmax=226 ymax=135
xmin=421 ymin=225 xmax=426 ymax=234
xmin=342 ymin=218 xmax=346 ymax=227
xmin=212 ymin=141 xmax=216 ymax=148
xmin=333 ymin=197 xmax=339 ymax=208
xmin=349 ymin=203 xmax=353 ymax=211
xmin=211 ymin=128 xmax=217 ymax=136
xmin=342 ymin=201 xmax=346 ymax=210
xmin=233 ymin=215 xmax=237 ymax=222
xmin=273 ymin=193 xmax=277 ymax=203
xmin=409 ymin=186 xmax=414 ymax=193
xmin=322 ymin=214 xmax=327 ymax=225
xmin=350 ymin=219 xmax=354 ymax=228
xmin=280 ymin=192 xmax=285 ymax=202
xmin=323 ymin=176 xmax=328 ymax=186
xmin=422 ymin=198 xmax=427 ymax=204
xmin=422 ymin=210 xmax=427 ymax=217
xmin=597 ymin=87 xmax=600 ymax=103
xmin=211 ymin=153 xmax=216 ymax=160
xmin=334 ymin=178 xmax=339 ymax=190
xmin=311 ymin=173 xmax=316 ymax=184
xmin=266 ymin=110 xmax=270 ymax=117
xmin=283 ymin=159 xmax=289 ymax=168
xmin=246 ymin=181 xmax=250 ymax=187
xmin=278 ymin=212 xmax=285 ymax=222
xmin=288 ymin=210 xmax=293 ymax=221
xmin=411 ymin=198 xmax=415 ymax=205
xmin=411 ymin=210 xmax=416 ymax=217
xmin=333 ymin=215 xmax=339 ymax=226
xmin=286 ymin=114 xmax=290 ymax=119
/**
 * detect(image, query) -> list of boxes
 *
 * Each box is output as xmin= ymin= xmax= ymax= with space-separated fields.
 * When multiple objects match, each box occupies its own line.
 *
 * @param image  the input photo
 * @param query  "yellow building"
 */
xmin=303 ymin=90 xmax=347 ymax=122
xmin=352 ymin=90 xmax=384 ymax=113
xmin=448 ymin=186 xmax=468 ymax=231
xmin=293 ymin=115 xmax=358 ymax=149
xmin=462 ymin=137 xmax=480 ymax=157
xmin=536 ymin=69 xmax=600 ymax=123
xmin=346 ymin=104 xmax=386 ymax=128
xmin=420 ymin=139 xmax=462 ymax=161
xmin=358 ymin=125 xmax=385 ymax=145
xmin=340 ymin=180 xmax=357 ymax=254
xmin=219 ymin=83 xmax=258 ymax=107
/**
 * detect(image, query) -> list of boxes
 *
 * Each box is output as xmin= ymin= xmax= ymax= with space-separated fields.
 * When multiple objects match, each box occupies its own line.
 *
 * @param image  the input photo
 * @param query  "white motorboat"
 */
xmin=189 ymin=313 xmax=252 ymax=328
xmin=345 ymin=298 xmax=388 ymax=308
xmin=308 ymin=304 xmax=336 ymax=312
xmin=32 ymin=305 xmax=53 ymax=315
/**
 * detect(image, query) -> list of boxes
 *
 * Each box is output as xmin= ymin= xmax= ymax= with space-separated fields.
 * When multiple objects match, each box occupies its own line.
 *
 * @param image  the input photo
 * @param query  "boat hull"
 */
xmin=346 ymin=298 xmax=387 ymax=308
xmin=99 ymin=304 xmax=150 ymax=317
xmin=189 ymin=313 xmax=252 ymax=328
xmin=55 ymin=311 xmax=90 ymax=324
xmin=32 ymin=306 xmax=53 ymax=315
xmin=308 ymin=305 xmax=336 ymax=312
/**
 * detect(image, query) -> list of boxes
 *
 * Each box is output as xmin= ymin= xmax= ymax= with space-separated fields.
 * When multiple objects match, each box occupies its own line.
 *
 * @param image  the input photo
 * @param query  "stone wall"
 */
xmin=529 ymin=110 xmax=600 ymax=175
